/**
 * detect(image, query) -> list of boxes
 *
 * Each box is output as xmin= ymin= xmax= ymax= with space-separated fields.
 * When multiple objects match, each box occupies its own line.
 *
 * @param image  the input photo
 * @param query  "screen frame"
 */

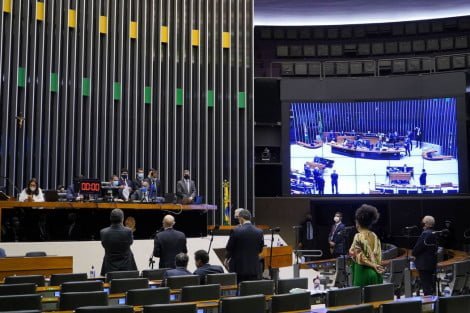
xmin=281 ymin=73 xmax=468 ymax=196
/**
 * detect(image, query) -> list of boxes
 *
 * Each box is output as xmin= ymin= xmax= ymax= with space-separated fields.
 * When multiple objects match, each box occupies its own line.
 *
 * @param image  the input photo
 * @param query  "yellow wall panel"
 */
xmin=161 ymin=26 xmax=168 ymax=43
xmin=222 ymin=32 xmax=231 ymax=48
xmin=130 ymin=21 xmax=138 ymax=39
xmin=3 ymin=0 xmax=12 ymax=13
xmin=68 ymin=9 xmax=77 ymax=28
xmin=99 ymin=16 xmax=107 ymax=34
xmin=36 ymin=2 xmax=45 ymax=21
xmin=192 ymin=29 xmax=199 ymax=46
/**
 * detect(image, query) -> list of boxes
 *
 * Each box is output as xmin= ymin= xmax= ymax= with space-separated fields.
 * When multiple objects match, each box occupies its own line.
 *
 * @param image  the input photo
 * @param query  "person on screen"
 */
xmin=100 ymin=209 xmax=137 ymax=275
xmin=18 ymin=178 xmax=45 ymax=202
xmin=329 ymin=212 xmax=345 ymax=257
xmin=415 ymin=127 xmax=423 ymax=148
xmin=317 ymin=176 xmax=325 ymax=195
xmin=331 ymin=170 xmax=339 ymax=194
xmin=176 ymin=169 xmax=197 ymax=203
xmin=194 ymin=250 xmax=224 ymax=283
xmin=420 ymin=169 xmax=427 ymax=190
xmin=412 ymin=216 xmax=437 ymax=295
xmin=404 ymin=137 xmax=411 ymax=157
xmin=349 ymin=204 xmax=384 ymax=287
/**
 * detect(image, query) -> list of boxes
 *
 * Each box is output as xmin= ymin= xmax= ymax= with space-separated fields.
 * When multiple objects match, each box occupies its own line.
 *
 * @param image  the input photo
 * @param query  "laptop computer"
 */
xmin=163 ymin=193 xmax=176 ymax=203
xmin=44 ymin=190 xmax=59 ymax=202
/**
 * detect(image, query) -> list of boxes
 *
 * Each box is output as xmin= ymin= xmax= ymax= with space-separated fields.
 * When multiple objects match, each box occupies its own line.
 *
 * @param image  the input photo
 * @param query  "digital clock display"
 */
xmin=77 ymin=179 xmax=102 ymax=194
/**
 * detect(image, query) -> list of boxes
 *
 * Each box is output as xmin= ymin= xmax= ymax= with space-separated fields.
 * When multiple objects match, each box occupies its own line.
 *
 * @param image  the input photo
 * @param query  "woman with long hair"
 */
xmin=18 ymin=178 xmax=45 ymax=202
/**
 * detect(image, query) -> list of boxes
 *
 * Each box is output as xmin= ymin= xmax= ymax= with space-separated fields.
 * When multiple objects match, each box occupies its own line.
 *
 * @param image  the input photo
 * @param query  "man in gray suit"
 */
xmin=176 ymin=169 xmax=196 ymax=203
xmin=100 ymin=209 xmax=137 ymax=275
xmin=153 ymin=215 xmax=188 ymax=268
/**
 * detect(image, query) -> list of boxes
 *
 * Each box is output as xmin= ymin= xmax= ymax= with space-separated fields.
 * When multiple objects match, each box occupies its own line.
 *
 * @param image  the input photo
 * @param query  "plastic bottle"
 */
xmin=443 ymin=286 xmax=451 ymax=297
xmin=276 ymin=238 xmax=282 ymax=247
xmin=89 ymin=265 xmax=96 ymax=279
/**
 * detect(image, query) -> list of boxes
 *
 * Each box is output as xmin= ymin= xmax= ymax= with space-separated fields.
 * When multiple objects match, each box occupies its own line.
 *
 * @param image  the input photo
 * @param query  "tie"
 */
xmin=186 ymin=180 xmax=190 ymax=194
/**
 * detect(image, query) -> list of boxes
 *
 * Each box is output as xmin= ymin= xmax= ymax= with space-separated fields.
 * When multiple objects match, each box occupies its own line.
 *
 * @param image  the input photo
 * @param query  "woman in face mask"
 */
xmin=18 ymin=178 xmax=45 ymax=202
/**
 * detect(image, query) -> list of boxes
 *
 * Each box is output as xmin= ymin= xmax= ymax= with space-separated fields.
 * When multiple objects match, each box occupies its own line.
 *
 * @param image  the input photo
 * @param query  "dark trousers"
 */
xmin=332 ymin=182 xmax=338 ymax=194
xmin=418 ymin=269 xmax=435 ymax=295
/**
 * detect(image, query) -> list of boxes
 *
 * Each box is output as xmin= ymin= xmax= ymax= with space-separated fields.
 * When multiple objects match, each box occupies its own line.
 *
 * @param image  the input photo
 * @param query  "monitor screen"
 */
xmin=289 ymin=98 xmax=459 ymax=195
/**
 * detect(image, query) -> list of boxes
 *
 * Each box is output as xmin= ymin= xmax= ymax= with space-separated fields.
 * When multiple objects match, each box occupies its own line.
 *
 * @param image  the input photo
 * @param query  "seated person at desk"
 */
xmin=193 ymin=250 xmax=224 ymax=283
xmin=162 ymin=253 xmax=193 ymax=283
xmin=66 ymin=175 xmax=85 ymax=201
xmin=176 ymin=169 xmax=196 ymax=203
xmin=132 ymin=180 xmax=151 ymax=202
xmin=118 ymin=169 xmax=135 ymax=201
xmin=105 ymin=175 xmax=121 ymax=200
xmin=18 ymin=178 xmax=45 ymax=202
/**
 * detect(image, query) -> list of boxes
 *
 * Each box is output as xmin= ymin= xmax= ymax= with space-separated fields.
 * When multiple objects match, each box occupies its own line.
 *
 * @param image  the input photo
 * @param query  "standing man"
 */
xmin=153 ymin=215 xmax=187 ymax=268
xmin=100 ymin=209 xmax=137 ymax=275
xmin=148 ymin=169 xmax=162 ymax=199
xmin=412 ymin=216 xmax=437 ymax=296
xmin=331 ymin=170 xmax=339 ymax=194
xmin=420 ymin=169 xmax=427 ymax=190
xmin=176 ymin=169 xmax=197 ymax=203
xmin=329 ymin=212 xmax=346 ymax=258
xmin=118 ymin=169 xmax=135 ymax=201
xmin=415 ymin=127 xmax=423 ymax=148
xmin=225 ymin=209 xmax=264 ymax=283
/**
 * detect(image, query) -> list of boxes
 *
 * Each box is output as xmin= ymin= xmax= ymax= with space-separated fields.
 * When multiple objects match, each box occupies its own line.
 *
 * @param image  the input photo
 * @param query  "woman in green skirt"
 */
xmin=349 ymin=204 xmax=384 ymax=286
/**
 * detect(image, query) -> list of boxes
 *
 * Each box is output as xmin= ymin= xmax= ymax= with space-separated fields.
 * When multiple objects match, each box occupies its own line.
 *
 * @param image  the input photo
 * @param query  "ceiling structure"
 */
xmin=254 ymin=0 xmax=470 ymax=26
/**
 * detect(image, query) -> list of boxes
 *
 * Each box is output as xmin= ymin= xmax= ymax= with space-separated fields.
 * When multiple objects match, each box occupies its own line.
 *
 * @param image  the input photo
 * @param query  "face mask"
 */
xmin=334 ymin=216 xmax=340 ymax=223
xmin=121 ymin=174 xmax=128 ymax=180
xmin=137 ymin=173 xmax=144 ymax=179
xmin=184 ymin=175 xmax=190 ymax=179
xmin=30 ymin=187 xmax=37 ymax=192
xmin=113 ymin=180 xmax=119 ymax=186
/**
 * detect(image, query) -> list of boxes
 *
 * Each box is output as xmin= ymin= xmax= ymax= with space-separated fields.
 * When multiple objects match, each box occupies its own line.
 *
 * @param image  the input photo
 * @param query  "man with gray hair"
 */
xmin=153 ymin=215 xmax=187 ymax=268
xmin=225 ymin=209 xmax=264 ymax=282
xmin=412 ymin=215 xmax=437 ymax=295
xmin=100 ymin=209 xmax=137 ymax=275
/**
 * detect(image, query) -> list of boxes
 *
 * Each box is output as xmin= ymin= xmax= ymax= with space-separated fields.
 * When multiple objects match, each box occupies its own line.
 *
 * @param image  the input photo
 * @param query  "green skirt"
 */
xmin=351 ymin=262 xmax=383 ymax=287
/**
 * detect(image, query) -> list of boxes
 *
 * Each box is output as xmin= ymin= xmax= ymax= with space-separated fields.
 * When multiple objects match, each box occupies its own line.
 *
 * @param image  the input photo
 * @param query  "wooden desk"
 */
xmin=261 ymin=246 xmax=293 ymax=269
xmin=0 ymin=256 xmax=73 ymax=280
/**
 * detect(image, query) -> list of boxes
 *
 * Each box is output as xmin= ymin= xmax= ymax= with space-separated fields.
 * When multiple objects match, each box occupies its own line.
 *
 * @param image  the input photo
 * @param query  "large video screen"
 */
xmin=289 ymin=98 xmax=459 ymax=195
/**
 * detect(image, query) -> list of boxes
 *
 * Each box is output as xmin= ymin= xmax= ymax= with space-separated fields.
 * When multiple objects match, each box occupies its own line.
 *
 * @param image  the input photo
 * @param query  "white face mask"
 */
xmin=30 ymin=187 xmax=37 ymax=192
xmin=334 ymin=216 xmax=340 ymax=223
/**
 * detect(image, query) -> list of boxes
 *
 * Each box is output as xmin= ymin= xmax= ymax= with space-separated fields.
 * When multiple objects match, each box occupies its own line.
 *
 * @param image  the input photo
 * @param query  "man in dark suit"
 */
xmin=176 ymin=169 xmax=196 ymax=203
xmin=100 ymin=209 xmax=137 ymax=275
xmin=328 ymin=212 xmax=346 ymax=257
xmin=162 ymin=253 xmax=193 ymax=283
xmin=331 ymin=170 xmax=339 ymax=194
xmin=412 ymin=215 xmax=438 ymax=296
xmin=225 ymin=209 xmax=264 ymax=283
xmin=153 ymin=215 xmax=187 ymax=268
xmin=194 ymin=250 xmax=224 ymax=283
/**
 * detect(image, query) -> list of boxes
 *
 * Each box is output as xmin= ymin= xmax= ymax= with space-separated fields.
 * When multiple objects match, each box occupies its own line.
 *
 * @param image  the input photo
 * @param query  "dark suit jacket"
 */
xmin=163 ymin=267 xmax=193 ymax=279
xmin=330 ymin=222 xmax=346 ymax=255
xmin=100 ymin=224 xmax=137 ymax=275
xmin=412 ymin=228 xmax=438 ymax=271
xmin=0 ymin=248 xmax=6 ymax=257
xmin=299 ymin=219 xmax=318 ymax=250
xmin=176 ymin=179 xmax=196 ymax=200
xmin=194 ymin=264 xmax=224 ymax=283
xmin=153 ymin=228 xmax=188 ymax=268
xmin=226 ymin=222 xmax=264 ymax=277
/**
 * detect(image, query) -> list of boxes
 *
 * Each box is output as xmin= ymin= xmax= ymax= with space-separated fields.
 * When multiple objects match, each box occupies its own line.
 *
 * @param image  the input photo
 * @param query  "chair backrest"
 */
xmin=380 ymin=300 xmax=422 ymax=313
xmin=326 ymin=304 xmax=374 ymax=313
xmin=436 ymin=294 xmax=470 ymax=313
xmin=25 ymin=251 xmax=47 ymax=257
xmin=239 ymin=280 xmax=274 ymax=296
xmin=0 ymin=283 xmax=37 ymax=296
xmin=334 ymin=256 xmax=350 ymax=287
xmin=206 ymin=273 xmax=237 ymax=286
xmin=326 ymin=286 xmax=362 ymax=307
xmin=61 ymin=281 xmax=104 ymax=293
xmin=106 ymin=270 xmax=140 ymax=282
xmin=271 ymin=291 xmax=311 ymax=313
xmin=50 ymin=273 xmax=88 ymax=286
xmin=181 ymin=284 xmax=221 ymax=302
xmin=75 ymin=305 xmax=134 ymax=313
xmin=451 ymin=260 xmax=470 ymax=294
xmin=219 ymin=294 xmax=266 ymax=313
xmin=110 ymin=278 xmax=149 ymax=294
xmin=4 ymin=275 xmax=45 ymax=287
xmin=0 ymin=294 xmax=42 ymax=311
xmin=126 ymin=287 xmax=170 ymax=306
xmin=363 ymin=283 xmax=394 ymax=302
xmin=277 ymin=277 xmax=308 ymax=294
xmin=143 ymin=303 xmax=197 ymax=313
xmin=141 ymin=268 xmax=170 ymax=281
xmin=165 ymin=275 xmax=200 ymax=289
xmin=59 ymin=291 xmax=108 ymax=310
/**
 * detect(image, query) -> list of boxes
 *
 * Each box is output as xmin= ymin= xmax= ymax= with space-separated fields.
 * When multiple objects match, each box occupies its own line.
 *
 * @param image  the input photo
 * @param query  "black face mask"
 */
xmin=184 ymin=175 xmax=190 ymax=179
xmin=121 ymin=174 xmax=128 ymax=180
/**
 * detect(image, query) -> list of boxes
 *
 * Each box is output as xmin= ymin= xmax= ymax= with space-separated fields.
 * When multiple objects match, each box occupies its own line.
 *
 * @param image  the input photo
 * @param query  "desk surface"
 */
xmin=0 ymin=201 xmax=217 ymax=211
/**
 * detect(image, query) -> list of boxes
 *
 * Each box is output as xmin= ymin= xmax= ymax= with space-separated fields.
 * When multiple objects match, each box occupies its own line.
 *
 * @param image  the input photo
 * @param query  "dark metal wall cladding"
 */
xmin=0 ymin=0 xmax=254 ymax=221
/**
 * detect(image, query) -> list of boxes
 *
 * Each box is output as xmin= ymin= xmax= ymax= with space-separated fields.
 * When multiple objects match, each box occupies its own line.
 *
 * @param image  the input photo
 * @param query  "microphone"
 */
xmin=432 ymin=229 xmax=449 ymax=235
xmin=270 ymin=227 xmax=281 ymax=233
xmin=404 ymin=225 xmax=418 ymax=230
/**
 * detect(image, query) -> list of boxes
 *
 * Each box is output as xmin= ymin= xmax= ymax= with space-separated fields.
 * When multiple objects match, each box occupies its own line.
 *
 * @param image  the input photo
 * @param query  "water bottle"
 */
xmin=443 ymin=286 xmax=451 ymax=297
xmin=276 ymin=238 xmax=283 ymax=247
xmin=89 ymin=265 xmax=96 ymax=279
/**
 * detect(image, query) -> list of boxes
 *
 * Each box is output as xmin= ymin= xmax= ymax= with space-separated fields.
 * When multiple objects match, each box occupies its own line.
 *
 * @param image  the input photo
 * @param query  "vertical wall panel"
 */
xmin=0 ymin=0 xmax=254 ymax=223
